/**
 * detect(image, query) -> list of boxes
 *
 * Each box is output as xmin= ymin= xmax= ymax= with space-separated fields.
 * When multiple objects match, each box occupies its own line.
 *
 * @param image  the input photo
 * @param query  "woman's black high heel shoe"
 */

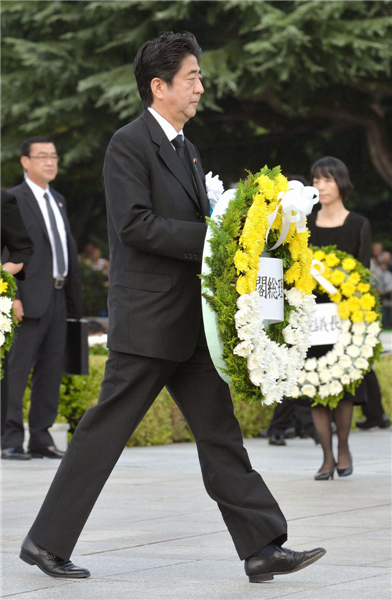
xmin=314 ymin=463 xmax=336 ymax=480
xmin=337 ymin=452 xmax=353 ymax=477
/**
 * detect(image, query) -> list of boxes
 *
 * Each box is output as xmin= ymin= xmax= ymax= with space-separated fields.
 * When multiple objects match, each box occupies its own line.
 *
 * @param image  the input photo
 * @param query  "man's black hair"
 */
xmin=21 ymin=136 xmax=54 ymax=157
xmin=310 ymin=156 xmax=353 ymax=201
xmin=133 ymin=31 xmax=202 ymax=109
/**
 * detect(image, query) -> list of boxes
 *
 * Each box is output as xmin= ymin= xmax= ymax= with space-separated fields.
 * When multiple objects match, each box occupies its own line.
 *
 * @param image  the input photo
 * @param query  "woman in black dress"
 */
xmin=307 ymin=156 xmax=382 ymax=480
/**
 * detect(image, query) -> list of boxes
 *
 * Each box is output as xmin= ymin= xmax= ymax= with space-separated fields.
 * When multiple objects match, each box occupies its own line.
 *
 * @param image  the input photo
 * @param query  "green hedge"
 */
xmin=23 ymin=352 xmax=391 ymax=446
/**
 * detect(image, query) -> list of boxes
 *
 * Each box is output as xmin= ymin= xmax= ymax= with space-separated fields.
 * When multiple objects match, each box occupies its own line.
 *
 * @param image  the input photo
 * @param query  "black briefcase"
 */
xmin=65 ymin=319 xmax=89 ymax=375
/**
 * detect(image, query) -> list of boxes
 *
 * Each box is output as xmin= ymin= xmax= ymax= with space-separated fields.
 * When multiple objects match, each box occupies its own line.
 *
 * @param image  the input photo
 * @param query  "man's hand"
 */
xmin=13 ymin=299 xmax=24 ymax=322
xmin=3 ymin=262 xmax=24 ymax=276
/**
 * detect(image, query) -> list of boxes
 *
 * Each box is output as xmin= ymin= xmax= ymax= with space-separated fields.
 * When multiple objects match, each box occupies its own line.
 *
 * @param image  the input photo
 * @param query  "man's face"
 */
xmin=21 ymin=142 xmax=58 ymax=187
xmin=155 ymin=55 xmax=204 ymax=128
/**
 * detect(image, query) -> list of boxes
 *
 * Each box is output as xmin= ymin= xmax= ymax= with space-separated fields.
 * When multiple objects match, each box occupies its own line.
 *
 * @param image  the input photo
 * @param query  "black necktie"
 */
xmin=43 ymin=192 xmax=66 ymax=277
xmin=172 ymin=135 xmax=196 ymax=190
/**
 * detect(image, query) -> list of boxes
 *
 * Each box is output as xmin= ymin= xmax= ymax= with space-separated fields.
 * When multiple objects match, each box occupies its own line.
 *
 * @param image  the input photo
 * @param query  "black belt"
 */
xmin=54 ymin=276 xmax=68 ymax=289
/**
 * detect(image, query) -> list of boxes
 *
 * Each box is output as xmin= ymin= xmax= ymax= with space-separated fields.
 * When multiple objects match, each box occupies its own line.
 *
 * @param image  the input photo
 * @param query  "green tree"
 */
xmin=2 ymin=1 xmax=391 ymax=247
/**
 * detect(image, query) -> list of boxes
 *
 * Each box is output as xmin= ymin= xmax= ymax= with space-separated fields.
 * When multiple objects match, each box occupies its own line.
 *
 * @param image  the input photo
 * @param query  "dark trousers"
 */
xmin=28 ymin=328 xmax=287 ymax=561
xmin=1 ymin=288 xmax=67 ymax=450
xmin=268 ymin=398 xmax=316 ymax=438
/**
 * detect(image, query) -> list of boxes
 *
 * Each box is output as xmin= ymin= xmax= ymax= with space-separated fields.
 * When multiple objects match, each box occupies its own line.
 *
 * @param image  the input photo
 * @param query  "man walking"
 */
xmin=20 ymin=33 xmax=325 ymax=583
xmin=1 ymin=137 xmax=82 ymax=460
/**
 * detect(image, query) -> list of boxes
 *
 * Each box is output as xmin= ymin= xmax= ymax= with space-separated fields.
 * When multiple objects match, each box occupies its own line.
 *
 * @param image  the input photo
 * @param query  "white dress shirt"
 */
xmin=25 ymin=177 xmax=69 ymax=277
xmin=147 ymin=107 xmax=184 ymax=145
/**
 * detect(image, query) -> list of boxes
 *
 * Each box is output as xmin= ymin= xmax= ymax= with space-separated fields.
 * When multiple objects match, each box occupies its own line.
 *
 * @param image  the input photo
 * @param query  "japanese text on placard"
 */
xmin=256 ymin=276 xmax=283 ymax=300
xmin=309 ymin=313 xmax=341 ymax=334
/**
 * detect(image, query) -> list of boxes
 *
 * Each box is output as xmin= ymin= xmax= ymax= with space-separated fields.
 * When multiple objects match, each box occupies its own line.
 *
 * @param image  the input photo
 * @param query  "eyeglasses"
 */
xmin=28 ymin=154 xmax=59 ymax=162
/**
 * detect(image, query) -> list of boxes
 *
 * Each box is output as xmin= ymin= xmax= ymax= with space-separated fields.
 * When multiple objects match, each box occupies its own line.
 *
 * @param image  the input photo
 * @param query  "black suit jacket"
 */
xmin=1 ymin=189 xmax=34 ymax=280
xmin=103 ymin=109 xmax=210 ymax=361
xmin=3 ymin=181 xmax=82 ymax=319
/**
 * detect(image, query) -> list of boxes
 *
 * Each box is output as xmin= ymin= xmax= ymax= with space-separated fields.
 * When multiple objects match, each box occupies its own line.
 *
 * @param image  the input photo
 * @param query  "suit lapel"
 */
xmin=184 ymin=140 xmax=210 ymax=217
xmin=141 ymin=110 xmax=201 ymax=211
xmin=21 ymin=182 xmax=51 ymax=245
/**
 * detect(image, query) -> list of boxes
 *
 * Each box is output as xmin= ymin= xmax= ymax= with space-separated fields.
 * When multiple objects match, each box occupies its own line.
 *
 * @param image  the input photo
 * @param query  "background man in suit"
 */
xmin=1 ymin=136 xmax=82 ymax=460
xmin=20 ymin=34 xmax=325 ymax=583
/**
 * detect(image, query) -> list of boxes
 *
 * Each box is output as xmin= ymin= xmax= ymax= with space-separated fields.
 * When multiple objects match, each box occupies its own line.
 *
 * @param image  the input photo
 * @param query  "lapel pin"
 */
xmin=193 ymin=158 xmax=198 ymax=164
xmin=59 ymin=202 xmax=63 ymax=208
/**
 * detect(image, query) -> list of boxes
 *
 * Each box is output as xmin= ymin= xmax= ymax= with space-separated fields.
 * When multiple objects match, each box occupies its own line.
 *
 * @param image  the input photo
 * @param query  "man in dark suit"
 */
xmin=20 ymin=33 xmax=325 ymax=583
xmin=1 ymin=137 xmax=82 ymax=460
xmin=1 ymin=189 xmax=34 ymax=437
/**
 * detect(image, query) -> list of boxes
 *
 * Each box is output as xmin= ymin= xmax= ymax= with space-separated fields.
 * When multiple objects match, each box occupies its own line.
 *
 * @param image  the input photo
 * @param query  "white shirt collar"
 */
xmin=147 ymin=107 xmax=183 ymax=142
xmin=25 ymin=176 xmax=50 ymax=200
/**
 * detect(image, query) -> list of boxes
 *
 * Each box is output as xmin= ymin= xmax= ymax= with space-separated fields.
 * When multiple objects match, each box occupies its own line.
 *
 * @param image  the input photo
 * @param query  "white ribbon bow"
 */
xmin=310 ymin=259 xmax=338 ymax=295
xmin=266 ymin=180 xmax=319 ymax=250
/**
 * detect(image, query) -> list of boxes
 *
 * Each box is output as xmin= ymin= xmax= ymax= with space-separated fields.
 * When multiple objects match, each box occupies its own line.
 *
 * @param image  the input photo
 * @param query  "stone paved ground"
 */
xmin=1 ymin=428 xmax=391 ymax=600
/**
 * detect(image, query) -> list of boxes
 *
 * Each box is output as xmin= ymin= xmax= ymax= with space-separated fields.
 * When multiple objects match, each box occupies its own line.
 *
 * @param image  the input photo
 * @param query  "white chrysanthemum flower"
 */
xmin=326 ymin=351 xmax=338 ymax=365
xmin=365 ymin=334 xmax=378 ymax=347
xmin=341 ymin=374 xmax=351 ymax=385
xmin=301 ymin=294 xmax=317 ymax=315
xmin=352 ymin=321 xmax=366 ymax=335
xmin=367 ymin=321 xmax=381 ymax=336
xmin=285 ymin=287 xmax=303 ymax=308
xmin=233 ymin=340 xmax=253 ymax=357
xmin=282 ymin=325 xmax=296 ymax=345
xmin=237 ymin=294 xmax=253 ymax=310
xmin=238 ymin=324 xmax=255 ymax=341
xmin=302 ymin=384 xmax=316 ymax=398
xmin=346 ymin=344 xmax=360 ymax=358
xmin=330 ymin=380 xmax=343 ymax=395
xmin=348 ymin=368 xmax=362 ymax=381
xmin=298 ymin=371 xmax=307 ymax=385
xmin=249 ymin=368 xmax=264 ymax=386
xmin=355 ymin=357 xmax=369 ymax=370
xmin=247 ymin=354 xmax=260 ymax=370
xmin=88 ymin=334 xmax=107 ymax=347
xmin=339 ymin=332 xmax=352 ymax=346
xmin=0 ymin=316 xmax=12 ymax=333
xmin=339 ymin=355 xmax=352 ymax=369
xmin=334 ymin=344 xmax=345 ymax=358
xmin=307 ymin=371 xmax=320 ymax=386
xmin=361 ymin=345 xmax=373 ymax=359
xmin=319 ymin=384 xmax=331 ymax=399
xmin=289 ymin=310 xmax=301 ymax=328
xmin=320 ymin=368 xmax=332 ymax=383
xmin=0 ymin=331 xmax=5 ymax=346
xmin=234 ymin=308 xmax=252 ymax=327
xmin=331 ymin=364 xmax=344 ymax=379
xmin=305 ymin=358 xmax=317 ymax=371
xmin=0 ymin=296 xmax=13 ymax=316
xmin=352 ymin=334 xmax=364 ymax=347
xmin=318 ymin=356 xmax=327 ymax=370
xmin=341 ymin=319 xmax=351 ymax=333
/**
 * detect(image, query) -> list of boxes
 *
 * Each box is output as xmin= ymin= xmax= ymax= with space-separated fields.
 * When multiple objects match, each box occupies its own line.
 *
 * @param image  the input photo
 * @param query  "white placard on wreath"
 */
xmin=309 ymin=303 xmax=342 ymax=346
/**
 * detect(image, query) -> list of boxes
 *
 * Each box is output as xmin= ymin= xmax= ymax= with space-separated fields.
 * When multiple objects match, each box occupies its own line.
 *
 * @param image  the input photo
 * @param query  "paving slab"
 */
xmin=1 ymin=429 xmax=391 ymax=600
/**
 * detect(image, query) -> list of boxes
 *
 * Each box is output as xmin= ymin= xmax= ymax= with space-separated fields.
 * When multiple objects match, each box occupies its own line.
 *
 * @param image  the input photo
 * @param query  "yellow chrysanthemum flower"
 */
xmin=341 ymin=282 xmax=357 ymax=297
xmin=338 ymin=301 xmax=350 ymax=320
xmin=342 ymin=257 xmax=356 ymax=271
xmin=365 ymin=311 xmax=377 ymax=323
xmin=347 ymin=296 xmax=361 ymax=313
xmin=330 ymin=269 xmax=346 ymax=286
xmin=313 ymin=250 xmax=325 ymax=261
xmin=234 ymin=251 xmax=249 ymax=273
xmin=359 ymin=293 xmax=376 ymax=310
xmin=351 ymin=310 xmax=364 ymax=323
xmin=358 ymin=282 xmax=370 ymax=293
xmin=255 ymin=175 xmax=276 ymax=200
xmin=0 ymin=279 xmax=8 ymax=294
xmin=331 ymin=291 xmax=342 ymax=303
xmin=325 ymin=253 xmax=340 ymax=267
xmin=348 ymin=272 xmax=361 ymax=285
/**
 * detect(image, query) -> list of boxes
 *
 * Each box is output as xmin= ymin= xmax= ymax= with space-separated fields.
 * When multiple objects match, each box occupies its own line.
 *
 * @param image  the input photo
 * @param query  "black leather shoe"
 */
xmin=269 ymin=433 xmax=286 ymax=446
xmin=1 ymin=447 xmax=31 ymax=460
xmin=314 ymin=462 xmax=336 ymax=480
xmin=20 ymin=535 xmax=90 ymax=579
xmin=245 ymin=545 xmax=326 ymax=582
xmin=356 ymin=413 xmax=391 ymax=430
xmin=29 ymin=446 xmax=65 ymax=459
